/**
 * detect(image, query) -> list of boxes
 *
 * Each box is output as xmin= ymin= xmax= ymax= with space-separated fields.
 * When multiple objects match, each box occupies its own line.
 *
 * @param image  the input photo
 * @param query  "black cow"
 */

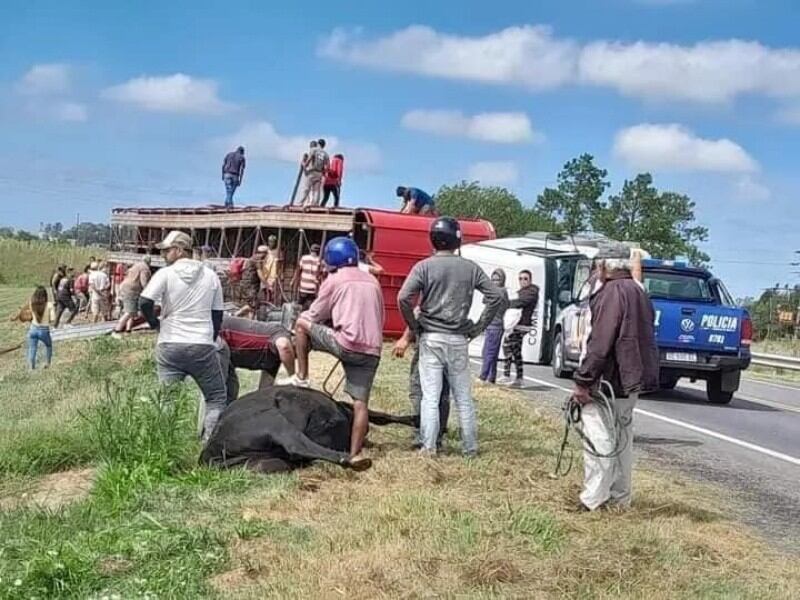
xmin=200 ymin=386 xmax=417 ymax=473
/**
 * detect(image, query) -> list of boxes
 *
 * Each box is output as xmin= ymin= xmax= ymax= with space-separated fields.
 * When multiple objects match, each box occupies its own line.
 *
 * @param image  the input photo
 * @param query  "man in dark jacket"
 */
xmin=572 ymin=242 xmax=659 ymax=511
xmin=503 ymin=269 xmax=539 ymax=386
xmin=222 ymin=146 xmax=246 ymax=208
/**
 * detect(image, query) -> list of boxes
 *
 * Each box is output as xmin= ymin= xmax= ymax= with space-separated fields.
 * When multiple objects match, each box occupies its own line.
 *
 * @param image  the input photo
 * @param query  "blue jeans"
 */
xmin=418 ymin=332 xmax=477 ymax=455
xmin=409 ymin=344 xmax=450 ymax=446
xmin=27 ymin=325 xmax=53 ymax=369
xmin=479 ymin=325 xmax=503 ymax=383
xmin=223 ymin=174 xmax=239 ymax=207
xmin=155 ymin=343 xmax=228 ymax=442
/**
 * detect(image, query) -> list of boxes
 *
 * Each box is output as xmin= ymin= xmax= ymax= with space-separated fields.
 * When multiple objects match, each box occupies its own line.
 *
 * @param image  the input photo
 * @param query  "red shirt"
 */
xmin=324 ymin=155 xmax=344 ymax=186
xmin=114 ymin=263 xmax=126 ymax=284
xmin=74 ymin=273 xmax=89 ymax=294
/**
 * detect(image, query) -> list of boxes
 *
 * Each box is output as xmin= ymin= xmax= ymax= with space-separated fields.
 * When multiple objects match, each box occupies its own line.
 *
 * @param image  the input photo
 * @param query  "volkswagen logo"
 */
xmin=680 ymin=318 xmax=695 ymax=333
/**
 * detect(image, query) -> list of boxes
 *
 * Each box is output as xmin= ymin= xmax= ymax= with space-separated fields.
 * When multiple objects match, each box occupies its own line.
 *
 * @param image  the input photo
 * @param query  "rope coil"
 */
xmin=550 ymin=380 xmax=631 ymax=478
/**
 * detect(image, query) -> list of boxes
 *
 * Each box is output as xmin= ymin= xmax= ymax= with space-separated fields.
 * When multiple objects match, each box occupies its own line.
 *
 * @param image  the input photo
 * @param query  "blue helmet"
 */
xmin=324 ymin=237 xmax=359 ymax=271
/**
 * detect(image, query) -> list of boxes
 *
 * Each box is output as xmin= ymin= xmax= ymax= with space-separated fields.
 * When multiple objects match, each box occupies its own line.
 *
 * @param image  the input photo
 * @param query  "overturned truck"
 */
xmin=108 ymin=205 xmax=495 ymax=337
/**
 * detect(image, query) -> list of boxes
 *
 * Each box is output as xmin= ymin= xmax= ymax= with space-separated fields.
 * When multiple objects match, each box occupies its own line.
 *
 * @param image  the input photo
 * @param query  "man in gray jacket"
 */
xmin=397 ymin=217 xmax=502 ymax=456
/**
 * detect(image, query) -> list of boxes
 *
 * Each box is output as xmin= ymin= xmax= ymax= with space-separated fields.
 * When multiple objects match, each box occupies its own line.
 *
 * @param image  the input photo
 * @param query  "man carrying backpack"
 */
xmin=298 ymin=139 xmax=330 ymax=207
xmin=321 ymin=153 xmax=344 ymax=208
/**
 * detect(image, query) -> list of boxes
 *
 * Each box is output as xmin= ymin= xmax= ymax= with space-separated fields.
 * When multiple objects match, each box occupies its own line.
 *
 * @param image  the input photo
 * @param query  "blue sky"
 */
xmin=1 ymin=0 xmax=799 ymax=297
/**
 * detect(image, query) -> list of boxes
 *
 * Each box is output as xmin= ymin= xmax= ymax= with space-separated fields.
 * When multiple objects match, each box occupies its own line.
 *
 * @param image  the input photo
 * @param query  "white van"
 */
xmin=461 ymin=233 xmax=642 ymax=367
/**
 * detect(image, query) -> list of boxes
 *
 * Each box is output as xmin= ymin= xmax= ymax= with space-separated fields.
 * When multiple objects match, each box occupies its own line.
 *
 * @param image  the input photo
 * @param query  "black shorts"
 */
xmin=308 ymin=323 xmax=380 ymax=403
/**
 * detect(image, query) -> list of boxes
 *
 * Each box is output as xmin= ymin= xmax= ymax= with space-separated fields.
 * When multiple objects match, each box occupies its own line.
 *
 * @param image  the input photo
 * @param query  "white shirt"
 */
xmin=88 ymin=270 xmax=110 ymax=294
xmin=141 ymin=259 xmax=224 ymax=346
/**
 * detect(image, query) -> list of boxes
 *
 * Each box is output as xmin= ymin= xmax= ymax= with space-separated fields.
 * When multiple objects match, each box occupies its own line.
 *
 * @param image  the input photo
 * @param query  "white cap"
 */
xmin=156 ymin=230 xmax=193 ymax=250
xmin=256 ymin=245 xmax=269 ymax=253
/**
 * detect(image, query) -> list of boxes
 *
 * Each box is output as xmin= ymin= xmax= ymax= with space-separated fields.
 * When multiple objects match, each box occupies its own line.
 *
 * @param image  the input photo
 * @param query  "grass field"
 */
xmin=1 ymin=306 xmax=799 ymax=599
xmin=0 ymin=239 xmax=102 ymax=287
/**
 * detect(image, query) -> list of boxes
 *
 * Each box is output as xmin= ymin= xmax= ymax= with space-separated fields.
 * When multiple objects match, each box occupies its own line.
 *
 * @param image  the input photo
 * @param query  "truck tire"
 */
xmin=552 ymin=331 xmax=572 ymax=379
xmin=706 ymin=374 xmax=734 ymax=404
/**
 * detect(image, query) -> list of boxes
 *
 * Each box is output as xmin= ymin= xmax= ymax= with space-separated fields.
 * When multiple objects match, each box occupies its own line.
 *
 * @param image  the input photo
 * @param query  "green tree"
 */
xmin=592 ymin=173 xmax=709 ymax=264
xmin=535 ymin=154 xmax=610 ymax=234
xmin=61 ymin=222 xmax=111 ymax=246
xmin=435 ymin=181 xmax=554 ymax=237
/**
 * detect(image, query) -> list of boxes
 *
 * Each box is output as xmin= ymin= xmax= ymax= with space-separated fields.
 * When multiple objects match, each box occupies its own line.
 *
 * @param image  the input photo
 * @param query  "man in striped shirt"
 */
xmin=293 ymin=243 xmax=322 ymax=310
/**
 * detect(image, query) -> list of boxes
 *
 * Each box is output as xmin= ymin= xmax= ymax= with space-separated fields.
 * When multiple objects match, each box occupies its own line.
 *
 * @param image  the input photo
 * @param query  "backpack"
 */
xmin=229 ymin=257 xmax=246 ymax=282
xmin=309 ymin=149 xmax=328 ymax=173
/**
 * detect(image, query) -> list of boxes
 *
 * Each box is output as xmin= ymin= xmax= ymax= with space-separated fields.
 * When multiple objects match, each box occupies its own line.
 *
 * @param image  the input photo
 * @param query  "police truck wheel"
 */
xmin=706 ymin=375 xmax=734 ymax=404
xmin=552 ymin=332 xmax=571 ymax=379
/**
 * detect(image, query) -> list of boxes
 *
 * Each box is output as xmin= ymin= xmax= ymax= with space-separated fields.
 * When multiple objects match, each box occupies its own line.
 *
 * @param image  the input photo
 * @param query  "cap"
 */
xmin=256 ymin=245 xmax=269 ymax=253
xmin=156 ymin=230 xmax=193 ymax=250
xmin=595 ymin=241 xmax=631 ymax=260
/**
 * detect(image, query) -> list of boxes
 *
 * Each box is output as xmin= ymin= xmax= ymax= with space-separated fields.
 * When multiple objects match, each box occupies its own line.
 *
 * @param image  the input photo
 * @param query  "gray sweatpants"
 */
xmin=155 ymin=342 xmax=227 ymax=442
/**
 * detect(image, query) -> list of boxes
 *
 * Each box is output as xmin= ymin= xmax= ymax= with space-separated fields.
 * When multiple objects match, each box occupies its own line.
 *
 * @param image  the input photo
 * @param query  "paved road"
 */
xmin=481 ymin=361 xmax=800 ymax=552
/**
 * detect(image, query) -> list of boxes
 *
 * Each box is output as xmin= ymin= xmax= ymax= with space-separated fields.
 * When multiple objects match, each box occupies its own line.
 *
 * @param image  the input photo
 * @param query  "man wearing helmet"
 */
xmin=397 ymin=217 xmax=504 ymax=456
xmin=287 ymin=236 xmax=385 ymax=460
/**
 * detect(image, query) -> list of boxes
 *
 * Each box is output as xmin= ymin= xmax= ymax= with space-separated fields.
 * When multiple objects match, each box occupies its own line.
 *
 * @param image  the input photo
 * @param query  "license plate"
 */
xmin=666 ymin=352 xmax=697 ymax=363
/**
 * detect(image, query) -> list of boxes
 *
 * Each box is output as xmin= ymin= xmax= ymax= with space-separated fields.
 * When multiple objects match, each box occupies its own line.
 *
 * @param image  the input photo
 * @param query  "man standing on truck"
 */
xmin=260 ymin=234 xmax=282 ymax=306
xmin=222 ymin=146 xmax=246 ymax=208
xmin=502 ymin=270 xmax=539 ymax=387
xmin=571 ymin=242 xmax=659 ymax=512
xmin=321 ymin=153 xmax=344 ymax=208
xmin=299 ymin=139 xmax=330 ymax=207
xmin=397 ymin=217 xmax=502 ymax=457
xmin=140 ymin=230 xmax=227 ymax=443
xmin=289 ymin=236 xmax=384 ymax=462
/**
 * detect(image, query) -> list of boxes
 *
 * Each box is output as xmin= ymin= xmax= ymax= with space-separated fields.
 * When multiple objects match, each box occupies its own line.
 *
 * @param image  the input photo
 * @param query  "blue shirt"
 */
xmin=409 ymin=188 xmax=433 ymax=207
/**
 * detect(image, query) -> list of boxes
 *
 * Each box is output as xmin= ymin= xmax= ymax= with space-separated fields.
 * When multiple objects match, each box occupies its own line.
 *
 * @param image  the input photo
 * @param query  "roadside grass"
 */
xmin=0 ymin=336 xmax=799 ymax=598
xmin=0 ymin=239 xmax=102 ymax=287
xmin=749 ymin=340 xmax=800 ymax=384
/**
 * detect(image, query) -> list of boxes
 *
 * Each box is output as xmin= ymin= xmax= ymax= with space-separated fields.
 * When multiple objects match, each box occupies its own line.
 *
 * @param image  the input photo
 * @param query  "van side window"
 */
xmin=573 ymin=259 xmax=592 ymax=301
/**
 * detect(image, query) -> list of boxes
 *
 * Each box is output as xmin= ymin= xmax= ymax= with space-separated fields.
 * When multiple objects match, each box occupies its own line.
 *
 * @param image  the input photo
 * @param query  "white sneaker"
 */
xmin=276 ymin=375 xmax=309 ymax=387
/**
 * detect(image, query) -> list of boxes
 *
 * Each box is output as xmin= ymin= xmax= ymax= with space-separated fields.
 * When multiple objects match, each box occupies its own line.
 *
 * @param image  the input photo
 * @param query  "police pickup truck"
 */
xmin=553 ymin=259 xmax=752 ymax=404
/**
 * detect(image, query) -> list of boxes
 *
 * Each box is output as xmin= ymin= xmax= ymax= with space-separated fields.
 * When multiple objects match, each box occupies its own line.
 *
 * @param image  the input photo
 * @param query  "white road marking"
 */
xmin=743 ymin=376 xmax=800 ymax=393
xmin=469 ymin=361 xmax=800 ymax=468
xmin=675 ymin=381 xmax=800 ymax=414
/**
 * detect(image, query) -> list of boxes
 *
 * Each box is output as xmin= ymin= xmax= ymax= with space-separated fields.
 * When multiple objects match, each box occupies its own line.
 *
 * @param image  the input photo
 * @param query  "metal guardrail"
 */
xmin=751 ymin=351 xmax=800 ymax=371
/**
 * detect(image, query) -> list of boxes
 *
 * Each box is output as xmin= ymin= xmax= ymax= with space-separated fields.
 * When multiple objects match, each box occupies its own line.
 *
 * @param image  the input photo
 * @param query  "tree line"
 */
xmin=0 ymin=222 xmax=110 ymax=247
xmin=435 ymin=153 xmax=709 ymax=265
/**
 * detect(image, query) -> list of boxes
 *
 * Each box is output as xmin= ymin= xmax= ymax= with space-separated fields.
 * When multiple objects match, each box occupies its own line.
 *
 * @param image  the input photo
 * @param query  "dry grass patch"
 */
xmin=0 ymin=467 xmax=95 ymax=511
xmin=212 ymin=349 xmax=800 ymax=599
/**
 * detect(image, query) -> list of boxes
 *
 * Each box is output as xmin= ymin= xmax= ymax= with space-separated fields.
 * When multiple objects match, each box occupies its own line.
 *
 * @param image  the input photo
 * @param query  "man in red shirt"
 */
xmin=321 ymin=154 xmax=344 ymax=208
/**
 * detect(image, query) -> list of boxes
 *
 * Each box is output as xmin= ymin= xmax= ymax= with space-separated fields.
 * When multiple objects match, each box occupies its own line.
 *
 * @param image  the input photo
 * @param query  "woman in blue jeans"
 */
xmin=479 ymin=269 xmax=508 ymax=384
xmin=27 ymin=286 xmax=54 ymax=369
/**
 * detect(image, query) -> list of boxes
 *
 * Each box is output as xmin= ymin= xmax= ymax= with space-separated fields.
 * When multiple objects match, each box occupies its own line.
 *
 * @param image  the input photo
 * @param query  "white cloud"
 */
xmin=579 ymin=39 xmax=800 ymax=103
xmin=53 ymin=102 xmax=88 ymax=122
xmin=734 ymin=175 xmax=771 ymax=202
xmin=467 ymin=161 xmax=519 ymax=186
xmin=102 ymin=74 xmax=233 ymax=114
xmin=321 ymin=25 xmax=800 ymax=104
xmin=401 ymin=110 xmax=536 ymax=144
xmin=16 ymin=63 xmax=72 ymax=95
xmin=613 ymin=124 xmax=758 ymax=173
xmin=319 ymin=25 xmax=577 ymax=90
xmin=219 ymin=121 xmax=381 ymax=172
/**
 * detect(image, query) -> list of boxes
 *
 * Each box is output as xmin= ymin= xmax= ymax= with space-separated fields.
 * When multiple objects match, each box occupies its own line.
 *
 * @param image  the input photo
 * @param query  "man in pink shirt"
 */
xmin=287 ymin=236 xmax=384 ymax=459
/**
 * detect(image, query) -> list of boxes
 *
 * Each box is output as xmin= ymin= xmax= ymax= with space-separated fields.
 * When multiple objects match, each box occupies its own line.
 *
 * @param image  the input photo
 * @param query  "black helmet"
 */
xmin=396 ymin=186 xmax=408 ymax=198
xmin=430 ymin=216 xmax=462 ymax=251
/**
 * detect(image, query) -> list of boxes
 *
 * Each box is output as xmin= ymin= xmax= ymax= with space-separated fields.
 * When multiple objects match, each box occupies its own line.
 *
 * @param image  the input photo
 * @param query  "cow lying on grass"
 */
xmin=200 ymin=386 xmax=417 ymax=473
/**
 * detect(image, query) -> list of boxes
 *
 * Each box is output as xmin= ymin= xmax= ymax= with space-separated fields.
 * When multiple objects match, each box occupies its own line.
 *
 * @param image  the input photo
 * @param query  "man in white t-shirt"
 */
xmin=88 ymin=261 xmax=111 ymax=323
xmin=139 ymin=230 xmax=227 ymax=442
